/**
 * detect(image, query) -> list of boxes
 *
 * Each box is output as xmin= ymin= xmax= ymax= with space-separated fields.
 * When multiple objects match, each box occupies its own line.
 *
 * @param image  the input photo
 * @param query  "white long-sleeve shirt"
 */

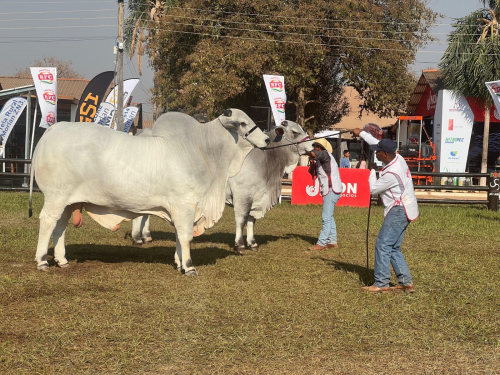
xmin=360 ymin=131 xmax=419 ymax=220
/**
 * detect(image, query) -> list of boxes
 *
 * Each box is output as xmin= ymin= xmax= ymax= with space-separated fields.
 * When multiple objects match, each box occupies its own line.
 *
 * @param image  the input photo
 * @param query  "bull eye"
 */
xmin=292 ymin=131 xmax=300 ymax=136
xmin=240 ymin=122 xmax=246 ymax=126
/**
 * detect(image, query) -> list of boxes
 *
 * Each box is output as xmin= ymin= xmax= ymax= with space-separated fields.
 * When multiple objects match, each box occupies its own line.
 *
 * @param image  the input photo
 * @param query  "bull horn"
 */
xmin=222 ymin=109 xmax=232 ymax=117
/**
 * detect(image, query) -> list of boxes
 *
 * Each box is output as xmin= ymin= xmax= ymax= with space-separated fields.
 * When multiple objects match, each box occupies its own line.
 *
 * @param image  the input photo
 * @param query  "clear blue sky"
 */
xmin=0 ymin=0 xmax=485 ymax=116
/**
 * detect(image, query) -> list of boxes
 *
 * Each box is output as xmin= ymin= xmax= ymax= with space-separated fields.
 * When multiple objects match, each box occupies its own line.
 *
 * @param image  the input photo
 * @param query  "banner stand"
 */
xmin=30 ymin=98 xmax=38 ymax=161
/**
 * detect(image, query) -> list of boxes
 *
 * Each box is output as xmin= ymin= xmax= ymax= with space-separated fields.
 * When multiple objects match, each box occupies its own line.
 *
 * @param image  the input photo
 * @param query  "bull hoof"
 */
xmin=184 ymin=269 xmax=198 ymax=277
xmin=234 ymin=244 xmax=246 ymax=254
xmin=58 ymin=262 xmax=70 ymax=269
xmin=37 ymin=263 xmax=49 ymax=272
xmin=132 ymin=240 xmax=144 ymax=246
xmin=247 ymin=243 xmax=259 ymax=251
xmin=142 ymin=237 xmax=153 ymax=244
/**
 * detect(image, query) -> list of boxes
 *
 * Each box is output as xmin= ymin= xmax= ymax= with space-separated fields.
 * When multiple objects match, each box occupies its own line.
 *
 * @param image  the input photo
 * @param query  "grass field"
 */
xmin=1 ymin=192 xmax=499 ymax=374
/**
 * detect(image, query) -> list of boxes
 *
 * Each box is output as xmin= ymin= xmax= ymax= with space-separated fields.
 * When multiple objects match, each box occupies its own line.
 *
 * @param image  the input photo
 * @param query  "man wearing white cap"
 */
xmin=352 ymin=128 xmax=418 ymax=294
xmin=306 ymin=138 xmax=342 ymax=251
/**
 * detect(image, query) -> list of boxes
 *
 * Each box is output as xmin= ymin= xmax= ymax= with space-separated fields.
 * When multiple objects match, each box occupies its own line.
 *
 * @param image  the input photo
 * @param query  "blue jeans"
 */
xmin=317 ymin=188 xmax=341 ymax=246
xmin=374 ymin=206 xmax=413 ymax=288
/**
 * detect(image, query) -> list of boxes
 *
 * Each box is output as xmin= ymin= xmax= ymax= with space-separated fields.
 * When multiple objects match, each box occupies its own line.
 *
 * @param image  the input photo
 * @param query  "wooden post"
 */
xmin=487 ymin=173 xmax=499 ymax=211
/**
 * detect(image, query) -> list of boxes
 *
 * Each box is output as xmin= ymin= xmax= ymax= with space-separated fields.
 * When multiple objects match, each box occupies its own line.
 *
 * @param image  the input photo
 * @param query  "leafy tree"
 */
xmin=14 ymin=57 xmax=83 ymax=79
xmin=439 ymin=0 xmax=500 ymax=179
xmin=147 ymin=0 xmax=437 ymax=134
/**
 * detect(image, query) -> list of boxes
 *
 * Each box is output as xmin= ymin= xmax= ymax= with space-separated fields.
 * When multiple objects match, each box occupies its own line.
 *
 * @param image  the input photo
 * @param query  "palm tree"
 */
xmin=439 ymin=0 xmax=500 ymax=182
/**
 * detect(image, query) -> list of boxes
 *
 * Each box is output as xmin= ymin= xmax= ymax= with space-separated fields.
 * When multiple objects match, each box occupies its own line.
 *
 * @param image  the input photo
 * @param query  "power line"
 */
xmin=0 ymin=9 xmax=115 ymax=15
xmin=1 ymin=0 xmax=114 ymax=3
xmin=0 ymin=24 xmax=116 ymax=31
xmin=0 ymin=36 xmax=116 ymax=44
xmin=0 ymin=16 xmax=115 ymax=23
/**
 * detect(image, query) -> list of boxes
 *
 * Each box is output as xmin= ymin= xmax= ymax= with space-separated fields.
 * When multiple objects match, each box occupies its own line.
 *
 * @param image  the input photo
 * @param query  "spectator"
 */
xmin=355 ymin=154 xmax=367 ymax=169
xmin=340 ymin=150 xmax=350 ymax=168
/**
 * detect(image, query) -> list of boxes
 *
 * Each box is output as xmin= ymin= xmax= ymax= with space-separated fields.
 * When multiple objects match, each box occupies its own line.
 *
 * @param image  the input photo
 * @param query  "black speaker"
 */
xmin=400 ymin=143 xmax=419 ymax=157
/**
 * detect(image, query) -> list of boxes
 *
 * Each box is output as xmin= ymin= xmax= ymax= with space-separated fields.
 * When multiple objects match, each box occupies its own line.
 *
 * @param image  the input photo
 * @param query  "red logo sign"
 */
xmin=269 ymin=77 xmax=283 ymax=92
xmin=46 ymin=111 xmax=56 ymax=126
xmin=491 ymin=84 xmax=500 ymax=96
xmin=43 ymin=89 xmax=56 ymax=105
xmin=38 ymin=70 xmax=54 ymax=84
xmin=274 ymin=98 xmax=285 ymax=113
xmin=291 ymin=167 xmax=371 ymax=207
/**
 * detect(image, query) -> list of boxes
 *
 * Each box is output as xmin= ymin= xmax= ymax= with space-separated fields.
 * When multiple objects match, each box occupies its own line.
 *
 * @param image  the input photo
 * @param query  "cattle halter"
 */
xmin=281 ymin=135 xmax=309 ymax=155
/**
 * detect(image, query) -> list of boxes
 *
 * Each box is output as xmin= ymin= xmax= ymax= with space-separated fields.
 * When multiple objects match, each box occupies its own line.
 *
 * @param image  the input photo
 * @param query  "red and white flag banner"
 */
xmin=263 ymin=74 xmax=286 ymax=126
xmin=30 ymin=67 xmax=57 ymax=128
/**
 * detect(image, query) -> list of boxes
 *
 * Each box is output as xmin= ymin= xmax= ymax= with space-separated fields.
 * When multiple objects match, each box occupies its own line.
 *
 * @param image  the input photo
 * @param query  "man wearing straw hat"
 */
xmin=306 ymin=138 xmax=342 ymax=251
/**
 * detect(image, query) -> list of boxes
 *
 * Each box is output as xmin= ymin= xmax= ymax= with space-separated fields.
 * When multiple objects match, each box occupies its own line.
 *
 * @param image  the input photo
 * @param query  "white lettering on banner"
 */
xmin=341 ymin=182 xmax=357 ymax=197
xmin=306 ymin=180 xmax=358 ymax=198
xmin=0 ymin=98 xmax=28 ymax=140
xmin=427 ymin=93 xmax=437 ymax=111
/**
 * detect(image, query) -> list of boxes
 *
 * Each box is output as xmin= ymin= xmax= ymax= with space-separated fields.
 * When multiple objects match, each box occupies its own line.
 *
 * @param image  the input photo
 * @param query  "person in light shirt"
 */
xmin=352 ymin=128 xmax=418 ymax=293
xmin=306 ymin=138 xmax=342 ymax=251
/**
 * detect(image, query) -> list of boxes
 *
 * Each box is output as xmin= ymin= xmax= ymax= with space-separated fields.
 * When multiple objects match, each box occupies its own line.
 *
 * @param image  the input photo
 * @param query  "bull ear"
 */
xmin=275 ymin=127 xmax=284 ymax=136
xmin=222 ymin=109 xmax=232 ymax=117
xmin=221 ymin=120 xmax=239 ymax=131
xmin=281 ymin=120 xmax=288 ymax=126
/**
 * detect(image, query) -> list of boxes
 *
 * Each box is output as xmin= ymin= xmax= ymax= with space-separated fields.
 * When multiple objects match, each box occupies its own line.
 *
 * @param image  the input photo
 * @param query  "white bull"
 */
xmin=29 ymin=109 xmax=269 ymax=276
xmin=131 ymin=120 xmax=313 ymax=252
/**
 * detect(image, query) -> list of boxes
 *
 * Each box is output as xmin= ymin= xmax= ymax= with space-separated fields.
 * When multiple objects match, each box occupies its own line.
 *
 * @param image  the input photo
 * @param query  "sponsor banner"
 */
xmin=0 ymin=97 xmax=28 ymax=143
xmin=104 ymin=78 xmax=140 ymax=108
xmin=485 ymin=80 xmax=500 ymax=122
xmin=123 ymin=106 xmax=139 ymax=133
xmin=93 ymin=102 xmax=116 ymax=128
xmin=291 ymin=167 xmax=371 ymax=207
xmin=263 ymin=74 xmax=286 ymax=126
xmin=30 ymin=67 xmax=57 ymax=128
xmin=433 ymin=90 xmax=474 ymax=173
xmin=75 ymin=71 xmax=115 ymax=122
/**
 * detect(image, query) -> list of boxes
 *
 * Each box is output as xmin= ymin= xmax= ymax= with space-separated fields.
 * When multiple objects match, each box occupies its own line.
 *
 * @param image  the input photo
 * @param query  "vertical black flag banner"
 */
xmin=75 ymin=71 xmax=115 ymax=122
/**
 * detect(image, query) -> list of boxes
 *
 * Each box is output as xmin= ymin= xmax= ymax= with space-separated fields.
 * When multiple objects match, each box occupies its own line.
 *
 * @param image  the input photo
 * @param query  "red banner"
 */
xmin=291 ymin=167 xmax=371 ymax=207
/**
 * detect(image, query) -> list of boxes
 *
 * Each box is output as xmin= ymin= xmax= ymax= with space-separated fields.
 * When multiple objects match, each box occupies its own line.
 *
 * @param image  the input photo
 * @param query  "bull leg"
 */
xmin=35 ymin=205 xmax=64 ymax=271
xmin=246 ymin=216 xmax=259 ymax=250
xmin=131 ymin=215 xmax=153 ymax=245
xmin=141 ymin=215 xmax=153 ymax=243
xmin=131 ymin=216 xmax=144 ymax=244
xmin=234 ymin=209 xmax=250 ymax=254
xmin=53 ymin=207 xmax=73 ymax=268
xmin=174 ymin=210 xmax=197 ymax=276
xmin=174 ymin=229 xmax=182 ymax=272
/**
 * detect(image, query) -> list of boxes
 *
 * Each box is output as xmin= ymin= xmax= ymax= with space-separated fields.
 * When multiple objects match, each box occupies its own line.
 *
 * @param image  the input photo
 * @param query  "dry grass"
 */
xmin=1 ymin=192 xmax=499 ymax=374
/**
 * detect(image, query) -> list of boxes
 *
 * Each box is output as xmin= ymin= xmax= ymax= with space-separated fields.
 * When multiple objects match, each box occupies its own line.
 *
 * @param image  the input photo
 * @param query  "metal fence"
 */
xmin=2 ymin=160 xmax=499 ymax=211
xmin=0 ymin=158 xmax=38 ymax=191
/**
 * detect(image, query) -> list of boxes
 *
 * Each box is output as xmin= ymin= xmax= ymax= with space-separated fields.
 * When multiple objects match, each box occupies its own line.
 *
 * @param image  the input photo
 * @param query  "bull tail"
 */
xmin=29 ymin=158 xmax=34 ymax=218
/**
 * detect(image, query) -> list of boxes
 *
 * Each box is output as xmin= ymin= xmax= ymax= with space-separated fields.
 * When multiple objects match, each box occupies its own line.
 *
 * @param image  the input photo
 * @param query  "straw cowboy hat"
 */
xmin=313 ymin=138 xmax=333 ymax=154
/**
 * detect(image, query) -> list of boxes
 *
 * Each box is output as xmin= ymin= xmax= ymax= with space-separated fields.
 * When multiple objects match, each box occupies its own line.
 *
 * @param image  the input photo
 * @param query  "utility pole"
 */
xmin=117 ymin=0 xmax=124 ymax=131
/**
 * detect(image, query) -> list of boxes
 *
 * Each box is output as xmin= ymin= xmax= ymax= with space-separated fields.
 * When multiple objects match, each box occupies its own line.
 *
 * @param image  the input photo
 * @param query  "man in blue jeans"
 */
xmin=352 ymin=129 xmax=418 ymax=293
xmin=307 ymin=138 xmax=342 ymax=250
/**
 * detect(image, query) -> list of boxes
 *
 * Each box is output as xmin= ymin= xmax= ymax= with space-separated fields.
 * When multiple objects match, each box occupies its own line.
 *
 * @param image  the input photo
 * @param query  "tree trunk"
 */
xmin=295 ymin=88 xmax=306 ymax=127
xmin=480 ymin=105 xmax=490 ymax=186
